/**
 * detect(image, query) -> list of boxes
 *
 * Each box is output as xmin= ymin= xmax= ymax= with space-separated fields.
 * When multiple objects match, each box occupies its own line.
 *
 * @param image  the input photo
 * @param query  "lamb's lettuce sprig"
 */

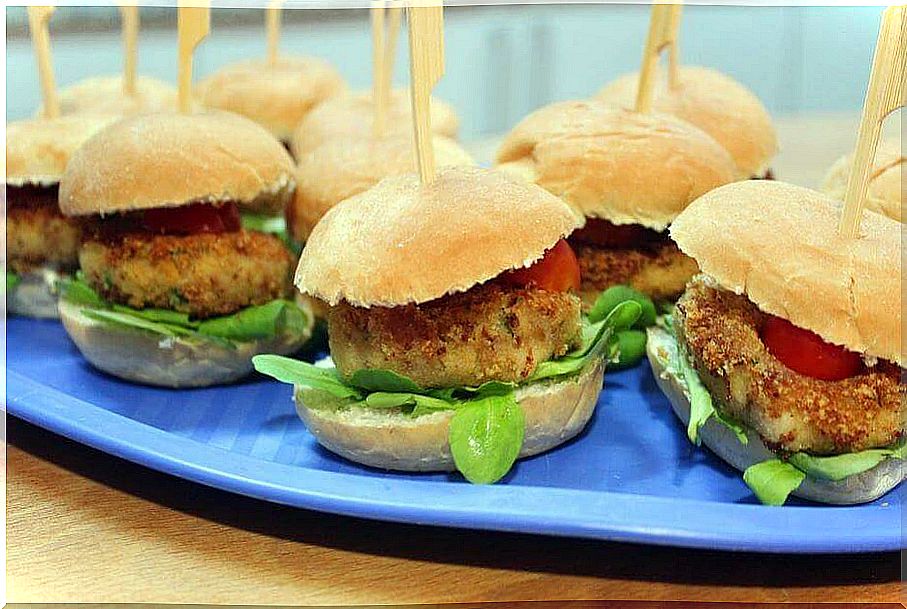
xmin=57 ymin=273 xmax=310 ymax=347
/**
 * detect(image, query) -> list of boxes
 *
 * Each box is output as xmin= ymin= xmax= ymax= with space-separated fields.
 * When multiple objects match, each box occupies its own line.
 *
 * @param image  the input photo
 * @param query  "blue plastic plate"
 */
xmin=6 ymin=317 xmax=903 ymax=553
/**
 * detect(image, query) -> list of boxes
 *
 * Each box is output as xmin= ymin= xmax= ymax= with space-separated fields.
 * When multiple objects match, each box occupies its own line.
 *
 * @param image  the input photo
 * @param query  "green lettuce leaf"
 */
xmin=347 ymin=368 xmax=424 ymax=393
xmin=197 ymin=299 xmax=308 ymax=341
xmin=59 ymin=275 xmax=308 ymax=344
xmin=589 ymin=285 xmax=656 ymax=328
xmin=252 ymin=354 xmax=362 ymax=400
xmin=789 ymin=442 xmax=905 ymax=481
xmin=365 ymin=392 xmax=456 ymax=413
xmin=609 ymin=329 xmax=647 ymax=371
xmin=530 ymin=300 xmax=641 ymax=381
xmin=448 ymin=392 xmax=525 ymax=484
xmin=743 ymin=459 xmax=806 ymax=506
xmin=57 ymin=274 xmax=107 ymax=308
xmin=82 ymin=309 xmax=199 ymax=338
xmin=7 ymin=271 xmax=21 ymax=292
xmin=677 ymin=344 xmax=717 ymax=446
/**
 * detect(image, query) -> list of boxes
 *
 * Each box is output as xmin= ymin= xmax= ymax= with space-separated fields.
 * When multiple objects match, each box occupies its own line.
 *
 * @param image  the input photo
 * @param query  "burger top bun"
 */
xmin=496 ymin=100 xmax=737 ymax=231
xmin=6 ymin=115 xmax=116 ymax=187
xmin=37 ymin=76 xmax=181 ymax=118
xmin=596 ymin=66 xmax=779 ymax=179
xmin=822 ymin=139 xmax=903 ymax=223
xmin=291 ymin=89 xmax=459 ymax=155
xmin=670 ymin=180 xmax=901 ymax=366
xmin=288 ymin=134 xmax=474 ymax=243
xmin=295 ymin=166 xmax=582 ymax=307
xmin=60 ymin=111 xmax=295 ymax=217
xmin=196 ymin=56 xmax=347 ymax=141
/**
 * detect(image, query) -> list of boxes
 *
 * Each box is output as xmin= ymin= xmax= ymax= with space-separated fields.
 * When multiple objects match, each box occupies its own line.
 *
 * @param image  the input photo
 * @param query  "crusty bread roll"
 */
xmin=59 ymin=299 xmax=313 ymax=388
xmin=290 ymin=89 xmax=459 ymax=155
xmin=196 ymin=56 xmax=346 ymax=142
xmin=288 ymin=134 xmax=474 ymax=243
xmin=59 ymin=111 xmax=295 ymax=216
xmin=295 ymin=166 xmax=583 ymax=307
xmin=596 ymin=66 xmax=778 ymax=179
xmin=647 ymin=326 xmax=904 ymax=504
xmin=298 ymin=358 xmax=604 ymax=472
xmin=670 ymin=179 xmax=901 ymax=366
xmin=6 ymin=115 xmax=116 ymax=187
xmin=37 ymin=75 xmax=180 ymax=118
xmin=7 ymin=269 xmax=64 ymax=319
xmin=822 ymin=139 xmax=903 ymax=222
xmin=495 ymin=101 xmax=737 ymax=231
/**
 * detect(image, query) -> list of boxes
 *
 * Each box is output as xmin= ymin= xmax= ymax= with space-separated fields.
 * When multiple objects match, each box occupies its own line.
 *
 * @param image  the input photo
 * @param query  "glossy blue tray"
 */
xmin=6 ymin=316 xmax=903 ymax=553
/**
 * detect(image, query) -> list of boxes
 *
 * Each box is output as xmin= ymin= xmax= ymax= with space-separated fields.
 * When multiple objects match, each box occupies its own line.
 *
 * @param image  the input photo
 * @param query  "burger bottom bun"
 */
xmin=8 ymin=267 xmax=67 ymax=319
xmin=646 ymin=326 xmax=904 ymax=505
xmin=59 ymin=299 xmax=314 ymax=388
xmin=295 ymin=358 xmax=605 ymax=472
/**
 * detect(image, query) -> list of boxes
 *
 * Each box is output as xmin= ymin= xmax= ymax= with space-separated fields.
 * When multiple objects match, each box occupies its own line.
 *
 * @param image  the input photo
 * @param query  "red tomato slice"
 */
xmin=502 ymin=239 xmax=581 ymax=292
xmin=761 ymin=315 xmax=863 ymax=381
xmin=569 ymin=218 xmax=669 ymax=249
xmin=142 ymin=202 xmax=241 ymax=235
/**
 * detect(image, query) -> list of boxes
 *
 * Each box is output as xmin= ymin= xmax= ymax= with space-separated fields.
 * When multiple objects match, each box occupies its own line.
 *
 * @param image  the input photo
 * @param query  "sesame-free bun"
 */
xmin=38 ymin=76 xmax=180 ymax=117
xmin=297 ymin=358 xmax=604 ymax=472
xmin=288 ymin=134 xmax=475 ymax=242
xmin=670 ymin=180 xmax=901 ymax=365
xmin=647 ymin=326 xmax=904 ymax=505
xmin=596 ymin=66 xmax=778 ymax=178
xmin=196 ymin=56 xmax=346 ymax=141
xmin=59 ymin=298 xmax=314 ymax=388
xmin=6 ymin=115 xmax=116 ymax=186
xmin=295 ymin=166 xmax=582 ymax=307
xmin=290 ymin=89 xmax=459 ymax=155
xmin=59 ymin=111 xmax=295 ymax=217
xmin=495 ymin=101 xmax=737 ymax=231
xmin=822 ymin=140 xmax=903 ymax=222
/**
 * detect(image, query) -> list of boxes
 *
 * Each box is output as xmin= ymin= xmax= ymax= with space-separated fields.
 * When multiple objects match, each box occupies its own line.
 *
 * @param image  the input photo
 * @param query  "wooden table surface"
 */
xmin=7 ymin=113 xmax=905 ymax=606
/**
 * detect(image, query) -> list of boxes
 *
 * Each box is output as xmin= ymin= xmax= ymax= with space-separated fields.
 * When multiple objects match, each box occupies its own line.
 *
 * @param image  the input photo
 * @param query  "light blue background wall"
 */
xmin=6 ymin=5 xmax=886 ymax=138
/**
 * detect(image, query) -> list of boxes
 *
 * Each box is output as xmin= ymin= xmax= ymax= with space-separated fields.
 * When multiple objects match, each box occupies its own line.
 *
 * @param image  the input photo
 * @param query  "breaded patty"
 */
xmin=327 ymin=282 xmax=583 ymax=388
xmin=80 ymin=230 xmax=293 ymax=318
xmin=6 ymin=185 xmax=81 ymax=273
xmin=676 ymin=277 xmax=904 ymax=455
xmin=571 ymin=240 xmax=699 ymax=305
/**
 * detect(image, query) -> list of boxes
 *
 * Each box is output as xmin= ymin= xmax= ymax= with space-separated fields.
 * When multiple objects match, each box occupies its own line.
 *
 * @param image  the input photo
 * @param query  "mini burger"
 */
xmin=196 ymin=56 xmax=346 ymax=148
xmin=290 ymin=89 xmax=459 ymax=156
xmin=496 ymin=100 xmax=738 ymax=306
xmin=596 ymin=66 xmax=778 ymax=180
xmin=39 ymin=75 xmax=180 ymax=118
xmin=822 ymin=139 xmax=903 ymax=223
xmin=647 ymin=180 xmax=903 ymax=505
xmin=254 ymin=166 xmax=640 ymax=483
xmin=57 ymin=111 xmax=313 ymax=388
xmin=5 ymin=115 xmax=114 ymax=318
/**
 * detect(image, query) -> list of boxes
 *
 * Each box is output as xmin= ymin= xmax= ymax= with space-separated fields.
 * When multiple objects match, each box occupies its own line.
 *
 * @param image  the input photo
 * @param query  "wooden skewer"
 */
xmin=386 ymin=1 xmax=403 ymax=81
xmin=839 ymin=5 xmax=906 ymax=238
xmin=407 ymin=0 xmax=445 ymax=184
xmin=372 ymin=0 xmax=388 ymax=137
xmin=120 ymin=4 xmax=139 ymax=96
xmin=27 ymin=5 xmax=59 ymax=119
xmin=635 ymin=3 xmax=682 ymax=113
xmin=266 ymin=0 xmax=284 ymax=68
xmin=667 ymin=4 xmax=682 ymax=89
xmin=177 ymin=0 xmax=210 ymax=115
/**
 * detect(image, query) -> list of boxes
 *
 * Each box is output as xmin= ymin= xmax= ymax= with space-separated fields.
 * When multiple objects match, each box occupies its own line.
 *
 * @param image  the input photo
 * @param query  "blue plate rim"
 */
xmin=7 ymin=369 xmax=904 ymax=554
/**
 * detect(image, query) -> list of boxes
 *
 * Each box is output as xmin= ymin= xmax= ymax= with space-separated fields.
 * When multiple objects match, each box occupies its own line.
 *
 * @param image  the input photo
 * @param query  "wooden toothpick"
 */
xmin=839 ymin=5 xmax=906 ymax=238
xmin=120 ymin=4 xmax=139 ymax=96
xmin=635 ymin=3 xmax=682 ymax=113
xmin=372 ymin=0 xmax=388 ymax=137
xmin=266 ymin=0 xmax=284 ymax=67
xmin=407 ymin=0 xmax=445 ymax=183
xmin=177 ymin=0 xmax=210 ymax=114
xmin=27 ymin=5 xmax=59 ymax=119
xmin=386 ymin=1 xmax=403 ymax=80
